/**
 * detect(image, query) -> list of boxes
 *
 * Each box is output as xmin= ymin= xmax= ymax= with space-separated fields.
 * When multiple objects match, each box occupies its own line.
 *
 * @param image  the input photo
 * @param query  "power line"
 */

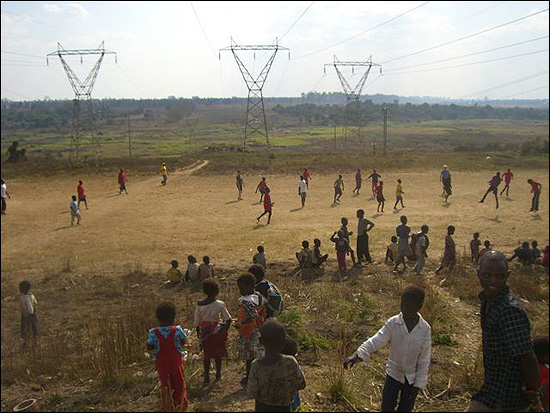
xmin=190 ymin=1 xmax=216 ymax=57
xmin=381 ymin=7 xmax=549 ymax=64
xmin=459 ymin=70 xmax=549 ymax=99
xmin=498 ymin=85 xmax=549 ymax=99
xmin=295 ymin=1 xmax=430 ymax=60
xmin=116 ymin=63 xmax=147 ymax=99
xmin=1 ymin=87 xmax=31 ymax=100
xmin=1 ymin=7 xmax=84 ymax=36
xmin=384 ymin=35 xmax=549 ymax=73
xmin=454 ymin=1 xmax=505 ymax=24
xmin=1 ymin=49 xmax=44 ymax=59
xmin=279 ymin=1 xmax=315 ymax=42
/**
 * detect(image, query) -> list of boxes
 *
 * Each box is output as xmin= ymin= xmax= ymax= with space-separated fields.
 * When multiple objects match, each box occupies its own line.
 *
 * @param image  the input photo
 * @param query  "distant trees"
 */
xmin=5 ymin=141 xmax=27 ymax=163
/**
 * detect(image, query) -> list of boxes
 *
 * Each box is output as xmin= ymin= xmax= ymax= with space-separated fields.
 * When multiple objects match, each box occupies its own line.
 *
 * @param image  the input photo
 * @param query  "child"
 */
xmin=161 ymin=162 xmax=168 ymax=186
xmin=247 ymin=319 xmax=306 ymax=412
xmin=1 ymin=178 xmax=11 ymax=215
xmin=296 ymin=240 xmax=313 ymax=268
xmin=302 ymin=168 xmax=312 ymax=187
xmin=385 ymin=236 xmax=399 ymax=265
xmin=393 ymin=215 xmax=412 ymax=274
xmin=198 ymin=256 xmax=214 ymax=280
xmin=147 ymin=302 xmax=188 ymax=412
xmin=508 ymin=242 xmax=532 ymax=266
xmin=194 ymin=280 xmax=232 ymax=387
xmin=340 ymin=217 xmax=357 ymax=266
xmin=298 ymin=175 xmax=307 ymax=208
xmin=235 ymin=273 xmax=266 ymax=386
xmin=533 ymin=337 xmax=549 ymax=412
xmin=500 ymin=168 xmax=514 ymax=197
xmin=257 ymin=187 xmax=273 ymax=225
xmin=312 ymin=238 xmax=329 ymax=267
xmin=165 ymin=260 xmax=182 ymax=288
xmin=367 ymin=169 xmax=382 ymax=196
xmin=542 ymin=246 xmax=549 ymax=275
xmin=249 ymin=264 xmax=284 ymax=319
xmin=19 ymin=280 xmax=38 ymax=349
xmin=394 ymin=179 xmax=405 ymax=210
xmin=333 ymin=175 xmax=344 ymax=203
xmin=435 ymin=225 xmax=456 ymax=275
xmin=236 ymin=170 xmax=244 ymax=200
xmin=330 ymin=230 xmax=350 ymax=275
xmin=118 ymin=168 xmax=128 ymax=194
xmin=185 ymin=255 xmax=200 ymax=282
xmin=70 ymin=195 xmax=81 ymax=226
xmin=413 ymin=225 xmax=429 ymax=276
xmin=375 ymin=181 xmax=385 ymax=213
xmin=253 ymin=246 xmax=268 ymax=269
xmin=353 ymin=169 xmax=362 ymax=195
xmin=531 ymin=240 xmax=541 ymax=264
xmin=527 ymin=179 xmax=542 ymax=212
xmin=479 ymin=172 xmax=502 ymax=209
xmin=480 ymin=240 xmax=492 ymax=257
xmin=470 ymin=232 xmax=482 ymax=265
xmin=344 ymin=286 xmax=431 ymax=412
xmin=77 ymin=180 xmax=88 ymax=210
xmin=443 ymin=173 xmax=452 ymax=203
xmin=255 ymin=177 xmax=267 ymax=202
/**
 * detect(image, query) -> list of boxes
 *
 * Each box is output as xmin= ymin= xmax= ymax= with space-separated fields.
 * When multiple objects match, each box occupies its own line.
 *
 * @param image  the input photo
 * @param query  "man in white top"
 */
xmin=344 ymin=286 xmax=431 ymax=412
xmin=298 ymin=175 xmax=307 ymax=208
xmin=1 ymin=179 xmax=11 ymax=215
xmin=70 ymin=195 xmax=81 ymax=226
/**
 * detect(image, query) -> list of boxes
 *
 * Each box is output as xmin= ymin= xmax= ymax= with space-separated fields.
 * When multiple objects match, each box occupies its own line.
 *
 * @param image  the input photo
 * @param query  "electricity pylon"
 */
xmin=324 ymin=55 xmax=381 ymax=151
xmin=47 ymin=42 xmax=117 ymax=165
xmin=220 ymin=38 xmax=289 ymax=152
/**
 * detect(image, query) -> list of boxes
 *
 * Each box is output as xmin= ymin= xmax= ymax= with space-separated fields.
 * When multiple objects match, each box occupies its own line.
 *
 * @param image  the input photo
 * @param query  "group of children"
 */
xmin=165 ymin=256 xmax=214 ymax=288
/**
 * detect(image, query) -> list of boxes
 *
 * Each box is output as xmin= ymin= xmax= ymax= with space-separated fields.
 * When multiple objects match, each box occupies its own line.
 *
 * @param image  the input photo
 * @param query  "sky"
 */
xmin=1 ymin=1 xmax=549 ymax=101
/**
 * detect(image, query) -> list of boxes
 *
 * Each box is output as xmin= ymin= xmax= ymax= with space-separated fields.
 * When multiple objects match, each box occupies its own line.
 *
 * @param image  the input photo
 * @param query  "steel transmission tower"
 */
xmin=47 ymin=42 xmax=117 ymax=165
xmin=324 ymin=55 xmax=381 ymax=151
xmin=220 ymin=39 xmax=289 ymax=152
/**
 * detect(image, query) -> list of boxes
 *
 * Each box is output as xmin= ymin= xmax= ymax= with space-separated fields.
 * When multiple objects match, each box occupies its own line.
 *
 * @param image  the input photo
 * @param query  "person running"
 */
xmin=435 ymin=226 xmax=457 ymax=275
xmin=333 ymin=175 xmax=344 ymax=203
xmin=236 ymin=170 xmax=244 ymax=201
xmin=160 ymin=162 xmax=168 ymax=186
xmin=440 ymin=165 xmax=451 ymax=197
xmin=479 ymin=172 xmax=502 ymax=209
xmin=302 ymin=168 xmax=312 ymax=187
xmin=257 ymin=187 xmax=273 ymax=225
xmin=1 ymin=179 xmax=11 ymax=215
xmin=375 ymin=181 xmax=385 ymax=213
xmin=501 ymin=169 xmax=514 ymax=197
xmin=527 ymin=179 xmax=542 ymax=212
xmin=298 ymin=175 xmax=307 ymax=208
xmin=77 ymin=180 xmax=88 ymax=210
xmin=367 ymin=170 xmax=382 ymax=196
xmin=394 ymin=179 xmax=405 ymax=210
xmin=118 ymin=168 xmax=128 ymax=195
xmin=353 ymin=169 xmax=363 ymax=195
xmin=255 ymin=177 xmax=267 ymax=203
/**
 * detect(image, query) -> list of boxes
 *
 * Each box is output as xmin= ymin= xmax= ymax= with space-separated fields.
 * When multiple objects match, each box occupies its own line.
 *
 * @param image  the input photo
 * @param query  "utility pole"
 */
xmin=324 ymin=55 xmax=381 ymax=152
xmin=382 ymin=106 xmax=388 ymax=155
xmin=127 ymin=114 xmax=132 ymax=159
xmin=47 ymin=42 xmax=117 ymax=166
xmin=220 ymin=38 xmax=289 ymax=153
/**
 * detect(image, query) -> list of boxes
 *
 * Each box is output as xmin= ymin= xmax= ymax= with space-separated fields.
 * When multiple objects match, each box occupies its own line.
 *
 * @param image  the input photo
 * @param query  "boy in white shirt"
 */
xmin=344 ymin=286 xmax=431 ymax=412
xmin=70 ymin=195 xmax=81 ymax=226
xmin=19 ymin=280 xmax=39 ymax=349
xmin=253 ymin=245 xmax=267 ymax=269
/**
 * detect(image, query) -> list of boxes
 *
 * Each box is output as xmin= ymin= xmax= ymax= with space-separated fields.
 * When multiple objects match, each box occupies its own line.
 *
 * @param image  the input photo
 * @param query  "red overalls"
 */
xmin=153 ymin=326 xmax=188 ymax=412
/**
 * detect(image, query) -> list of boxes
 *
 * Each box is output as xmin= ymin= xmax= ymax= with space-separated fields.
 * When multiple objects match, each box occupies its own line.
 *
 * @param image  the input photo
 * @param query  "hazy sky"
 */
xmin=1 ymin=1 xmax=549 ymax=101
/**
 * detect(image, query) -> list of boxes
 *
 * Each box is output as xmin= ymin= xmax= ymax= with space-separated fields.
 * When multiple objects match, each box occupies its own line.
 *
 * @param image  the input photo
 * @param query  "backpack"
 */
xmin=265 ymin=281 xmax=284 ymax=317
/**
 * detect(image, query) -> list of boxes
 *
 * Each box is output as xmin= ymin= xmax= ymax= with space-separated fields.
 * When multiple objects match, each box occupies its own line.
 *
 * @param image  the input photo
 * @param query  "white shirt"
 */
xmin=354 ymin=312 xmax=431 ymax=388
xmin=1 ymin=183 xmax=6 ymax=198
xmin=187 ymin=263 xmax=200 ymax=281
xmin=194 ymin=300 xmax=232 ymax=327
xmin=253 ymin=252 xmax=267 ymax=269
xmin=19 ymin=293 xmax=37 ymax=316
xmin=299 ymin=179 xmax=307 ymax=194
xmin=70 ymin=200 xmax=79 ymax=215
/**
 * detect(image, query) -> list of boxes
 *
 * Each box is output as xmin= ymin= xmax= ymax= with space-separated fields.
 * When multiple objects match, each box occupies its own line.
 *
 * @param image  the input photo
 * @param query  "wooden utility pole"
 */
xmin=382 ymin=106 xmax=388 ymax=155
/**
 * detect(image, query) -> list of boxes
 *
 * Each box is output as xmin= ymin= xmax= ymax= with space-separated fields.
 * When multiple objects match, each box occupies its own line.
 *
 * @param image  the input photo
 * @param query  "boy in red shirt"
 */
xmin=375 ymin=181 xmax=385 ymax=213
xmin=302 ymin=168 xmax=312 ymax=187
xmin=257 ymin=187 xmax=273 ymax=225
xmin=500 ymin=169 xmax=514 ymax=197
xmin=527 ymin=179 xmax=542 ymax=212
xmin=255 ymin=177 xmax=267 ymax=203
xmin=77 ymin=180 xmax=88 ymax=210
xmin=118 ymin=168 xmax=128 ymax=195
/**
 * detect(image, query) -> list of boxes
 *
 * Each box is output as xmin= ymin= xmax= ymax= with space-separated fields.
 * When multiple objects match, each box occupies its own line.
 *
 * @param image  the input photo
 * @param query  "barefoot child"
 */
xmin=296 ymin=240 xmax=313 ymax=269
xmin=253 ymin=246 xmax=268 ymax=269
xmin=70 ymin=195 xmax=81 ymax=226
xmin=394 ymin=179 xmax=405 ymax=210
xmin=367 ymin=169 xmax=382 ymax=196
xmin=393 ymin=216 xmax=412 ymax=273
xmin=470 ymin=232 xmax=482 ymax=265
xmin=198 ymin=256 xmax=214 ymax=280
xmin=160 ymin=162 xmax=168 ymax=186
xmin=118 ymin=168 xmax=128 ymax=194
xmin=249 ymin=264 xmax=284 ymax=320
xmin=247 ymin=319 xmax=306 ymax=412
xmin=19 ymin=280 xmax=38 ymax=349
xmin=77 ymin=180 xmax=88 ymax=210
xmin=344 ymin=286 xmax=431 ymax=412
xmin=376 ymin=181 xmax=385 ymax=213
xmin=527 ymin=179 xmax=542 ymax=212
xmin=255 ymin=177 xmax=267 ymax=202
xmin=194 ymin=280 xmax=232 ymax=387
xmin=257 ymin=187 xmax=273 ymax=225
xmin=185 ymin=255 xmax=200 ymax=282
xmin=164 ymin=260 xmax=183 ymax=288
xmin=147 ymin=302 xmax=188 ymax=412
xmin=353 ymin=169 xmax=362 ymax=195
xmin=385 ymin=236 xmax=399 ymax=265
xmin=330 ymin=230 xmax=350 ymax=275
xmin=312 ymin=238 xmax=329 ymax=267
xmin=333 ymin=175 xmax=344 ymax=203
xmin=435 ymin=226 xmax=456 ymax=275
xmin=236 ymin=170 xmax=244 ymax=200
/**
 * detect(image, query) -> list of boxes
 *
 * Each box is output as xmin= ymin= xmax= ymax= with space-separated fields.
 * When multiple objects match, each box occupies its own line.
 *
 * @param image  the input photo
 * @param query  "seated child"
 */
xmin=253 ymin=245 xmax=268 ymax=269
xmin=247 ymin=319 xmax=306 ymax=412
xmin=533 ymin=337 xmax=549 ymax=412
xmin=185 ymin=255 xmax=200 ymax=282
xmin=385 ymin=236 xmax=398 ymax=265
xmin=312 ymin=238 xmax=328 ymax=268
xmin=194 ymin=280 xmax=232 ymax=387
xmin=165 ymin=260 xmax=182 ymax=288
xmin=198 ymin=256 xmax=214 ymax=280
xmin=531 ymin=240 xmax=541 ymax=264
xmin=295 ymin=240 xmax=313 ymax=268
xmin=480 ymin=240 xmax=492 ymax=257
xmin=147 ymin=302 xmax=188 ymax=412
xmin=509 ymin=242 xmax=532 ymax=265
xmin=344 ymin=286 xmax=431 ymax=412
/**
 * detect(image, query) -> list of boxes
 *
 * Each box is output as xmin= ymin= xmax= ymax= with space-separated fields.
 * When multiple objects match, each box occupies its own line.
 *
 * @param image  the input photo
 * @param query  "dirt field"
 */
xmin=1 ymin=161 xmax=548 ymax=412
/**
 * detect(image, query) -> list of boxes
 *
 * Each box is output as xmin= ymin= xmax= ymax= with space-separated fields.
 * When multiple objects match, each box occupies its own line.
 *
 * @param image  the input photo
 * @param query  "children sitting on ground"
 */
xmin=247 ymin=319 xmax=306 ymax=413
xmin=344 ymin=286 xmax=431 ymax=413
xmin=509 ymin=242 xmax=532 ymax=266
xmin=531 ymin=240 xmax=541 ymax=264
xmin=70 ymin=195 xmax=81 ymax=226
xmin=164 ymin=260 xmax=182 ymax=288
xmin=296 ymin=240 xmax=313 ymax=268
xmin=470 ymin=232 xmax=482 ymax=265
xmin=330 ymin=230 xmax=351 ymax=275
xmin=480 ymin=240 xmax=492 ymax=257
xmin=147 ymin=302 xmax=188 ymax=412
xmin=198 ymin=256 xmax=214 ymax=280
xmin=253 ymin=246 xmax=268 ymax=269
xmin=19 ymin=280 xmax=38 ymax=350
xmin=194 ymin=280 xmax=232 ymax=387
xmin=249 ymin=264 xmax=284 ymax=319
xmin=185 ymin=255 xmax=200 ymax=282
xmin=385 ymin=236 xmax=399 ymax=265
xmin=435 ymin=225 xmax=456 ymax=275
xmin=235 ymin=273 xmax=266 ymax=386
xmin=312 ymin=238 xmax=329 ymax=268
xmin=533 ymin=336 xmax=549 ymax=412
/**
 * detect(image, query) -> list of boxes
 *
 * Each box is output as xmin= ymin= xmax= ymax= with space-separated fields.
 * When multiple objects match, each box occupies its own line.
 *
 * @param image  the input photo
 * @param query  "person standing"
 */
xmin=77 ymin=180 xmax=88 ymax=210
xmin=255 ymin=177 xmax=267 ymax=203
xmin=333 ymin=175 xmax=344 ymax=203
xmin=466 ymin=251 xmax=542 ymax=412
xmin=70 ymin=195 xmax=81 ymax=226
xmin=376 ymin=181 xmax=386 ymax=213
xmin=160 ymin=162 xmax=168 ymax=186
xmin=236 ymin=170 xmax=244 ymax=201
xmin=19 ymin=280 xmax=39 ymax=349
xmin=501 ymin=169 xmax=514 ymax=197
xmin=394 ymin=179 xmax=405 ymax=210
xmin=440 ymin=165 xmax=451 ymax=197
xmin=435 ymin=226 xmax=456 ymax=275
xmin=118 ymin=168 xmax=128 ymax=195
xmin=413 ymin=225 xmax=429 ymax=276
xmin=1 ymin=179 xmax=11 ymax=215
xmin=393 ymin=215 xmax=412 ymax=273
xmin=356 ymin=209 xmax=375 ymax=265
xmin=302 ymin=168 xmax=312 ymax=187
xmin=367 ymin=169 xmax=382 ymax=196
xmin=353 ymin=169 xmax=363 ymax=195
xmin=257 ymin=187 xmax=273 ymax=225
xmin=479 ymin=172 xmax=503 ymax=209
xmin=527 ymin=179 xmax=542 ymax=212
xmin=298 ymin=175 xmax=307 ymax=208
